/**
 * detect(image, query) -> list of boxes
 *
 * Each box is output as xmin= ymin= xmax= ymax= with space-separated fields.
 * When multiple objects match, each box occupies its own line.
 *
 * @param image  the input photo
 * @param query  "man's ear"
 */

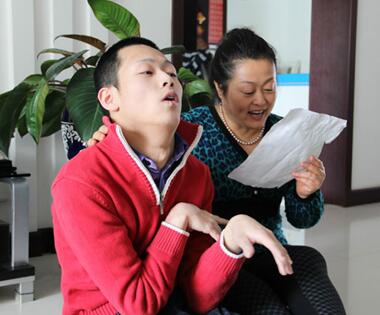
xmin=97 ymin=86 xmax=119 ymax=112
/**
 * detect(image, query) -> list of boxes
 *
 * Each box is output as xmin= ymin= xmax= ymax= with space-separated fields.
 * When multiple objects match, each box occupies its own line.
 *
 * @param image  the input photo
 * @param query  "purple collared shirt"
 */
xmin=134 ymin=133 xmax=189 ymax=192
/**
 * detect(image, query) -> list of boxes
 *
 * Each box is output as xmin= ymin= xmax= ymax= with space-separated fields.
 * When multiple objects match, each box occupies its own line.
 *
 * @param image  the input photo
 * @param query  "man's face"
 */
xmin=111 ymin=44 xmax=182 ymax=130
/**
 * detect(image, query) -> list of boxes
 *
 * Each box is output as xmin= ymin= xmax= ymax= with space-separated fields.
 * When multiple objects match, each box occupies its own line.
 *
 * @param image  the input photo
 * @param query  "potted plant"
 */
xmin=0 ymin=0 xmax=212 ymax=156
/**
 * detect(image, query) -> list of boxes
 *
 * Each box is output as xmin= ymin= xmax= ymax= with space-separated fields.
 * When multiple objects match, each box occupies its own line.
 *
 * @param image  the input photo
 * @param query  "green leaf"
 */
xmin=55 ymin=34 xmax=106 ymax=51
xmin=0 ymin=85 xmax=30 ymax=155
xmin=37 ymin=48 xmax=74 ymax=58
xmin=17 ymin=106 xmax=28 ymax=137
xmin=188 ymin=93 xmax=214 ymax=108
xmin=66 ymin=68 xmax=103 ymax=141
xmin=41 ymin=59 xmax=59 ymax=76
xmin=23 ymin=74 xmax=44 ymax=87
xmin=88 ymin=0 xmax=140 ymax=39
xmin=26 ymin=78 xmax=49 ymax=143
xmin=184 ymin=79 xmax=212 ymax=99
xmin=45 ymin=50 xmax=88 ymax=81
xmin=85 ymin=55 xmax=101 ymax=66
xmin=178 ymin=67 xmax=200 ymax=84
xmin=161 ymin=45 xmax=186 ymax=55
xmin=41 ymin=91 xmax=66 ymax=137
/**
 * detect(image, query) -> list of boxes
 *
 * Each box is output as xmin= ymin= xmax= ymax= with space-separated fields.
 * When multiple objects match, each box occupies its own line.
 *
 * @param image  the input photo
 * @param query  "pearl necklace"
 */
xmin=219 ymin=105 xmax=265 ymax=146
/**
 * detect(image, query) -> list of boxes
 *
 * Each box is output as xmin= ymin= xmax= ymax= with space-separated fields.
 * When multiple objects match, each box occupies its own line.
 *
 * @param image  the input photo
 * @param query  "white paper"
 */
xmin=228 ymin=108 xmax=347 ymax=188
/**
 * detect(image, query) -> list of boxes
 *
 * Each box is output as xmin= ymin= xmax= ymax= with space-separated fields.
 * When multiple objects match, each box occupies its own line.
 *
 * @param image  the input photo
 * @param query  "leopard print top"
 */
xmin=182 ymin=106 xmax=324 ymax=246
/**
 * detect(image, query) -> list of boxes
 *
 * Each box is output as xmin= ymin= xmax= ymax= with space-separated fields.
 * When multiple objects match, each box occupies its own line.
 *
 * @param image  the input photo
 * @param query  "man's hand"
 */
xmin=87 ymin=125 xmax=109 ymax=147
xmin=223 ymin=214 xmax=293 ymax=276
xmin=165 ymin=203 xmax=228 ymax=241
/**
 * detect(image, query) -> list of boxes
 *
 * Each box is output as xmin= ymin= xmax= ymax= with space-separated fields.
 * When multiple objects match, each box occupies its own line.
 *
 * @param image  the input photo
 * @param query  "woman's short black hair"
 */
xmin=209 ymin=28 xmax=277 ymax=98
xmin=94 ymin=37 xmax=159 ymax=93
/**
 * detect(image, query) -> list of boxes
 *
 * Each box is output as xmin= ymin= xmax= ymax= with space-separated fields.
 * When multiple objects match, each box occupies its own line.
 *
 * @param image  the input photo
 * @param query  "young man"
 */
xmin=51 ymin=37 xmax=292 ymax=315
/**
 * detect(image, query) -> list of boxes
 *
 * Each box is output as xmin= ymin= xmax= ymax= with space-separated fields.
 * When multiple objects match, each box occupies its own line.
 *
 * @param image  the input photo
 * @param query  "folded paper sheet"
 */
xmin=228 ymin=108 xmax=347 ymax=188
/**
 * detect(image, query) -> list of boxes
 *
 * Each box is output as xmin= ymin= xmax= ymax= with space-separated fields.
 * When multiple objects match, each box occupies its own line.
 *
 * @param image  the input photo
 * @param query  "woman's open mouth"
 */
xmin=248 ymin=109 xmax=266 ymax=120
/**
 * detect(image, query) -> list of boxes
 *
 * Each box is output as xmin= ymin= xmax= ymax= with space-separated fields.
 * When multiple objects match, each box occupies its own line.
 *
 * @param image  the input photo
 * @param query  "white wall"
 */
xmin=273 ymin=86 xmax=309 ymax=117
xmin=114 ymin=0 xmax=172 ymax=49
xmin=227 ymin=0 xmax=312 ymax=73
xmin=351 ymin=0 xmax=380 ymax=190
xmin=0 ymin=0 xmax=172 ymax=231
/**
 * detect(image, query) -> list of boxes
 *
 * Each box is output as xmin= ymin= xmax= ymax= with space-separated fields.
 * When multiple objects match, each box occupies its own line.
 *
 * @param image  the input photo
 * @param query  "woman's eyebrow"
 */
xmin=240 ymin=77 xmax=275 ymax=85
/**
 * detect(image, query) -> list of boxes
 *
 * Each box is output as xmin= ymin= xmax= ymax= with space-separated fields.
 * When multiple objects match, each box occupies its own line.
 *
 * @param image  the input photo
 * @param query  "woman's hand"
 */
xmin=292 ymin=156 xmax=326 ymax=199
xmin=223 ymin=214 xmax=293 ymax=276
xmin=87 ymin=125 xmax=109 ymax=147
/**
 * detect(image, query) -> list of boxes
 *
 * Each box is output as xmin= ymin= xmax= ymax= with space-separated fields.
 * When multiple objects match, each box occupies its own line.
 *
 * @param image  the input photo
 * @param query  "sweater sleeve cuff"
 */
xmin=219 ymin=229 xmax=244 ymax=259
xmin=294 ymin=190 xmax=319 ymax=202
xmin=162 ymin=221 xmax=190 ymax=237
xmin=149 ymin=223 xmax=189 ymax=257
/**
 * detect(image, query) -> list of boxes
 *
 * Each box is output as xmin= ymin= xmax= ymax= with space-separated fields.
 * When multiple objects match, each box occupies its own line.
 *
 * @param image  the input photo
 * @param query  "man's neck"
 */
xmin=121 ymin=126 xmax=176 ymax=170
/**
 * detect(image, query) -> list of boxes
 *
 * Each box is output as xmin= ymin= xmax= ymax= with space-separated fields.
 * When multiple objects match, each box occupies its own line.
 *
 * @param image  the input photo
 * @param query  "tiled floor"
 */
xmin=0 ymin=202 xmax=379 ymax=315
xmin=305 ymin=202 xmax=380 ymax=315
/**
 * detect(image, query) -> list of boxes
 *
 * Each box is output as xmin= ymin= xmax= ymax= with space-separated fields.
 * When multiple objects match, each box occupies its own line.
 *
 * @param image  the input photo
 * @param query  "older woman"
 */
xmin=68 ymin=28 xmax=345 ymax=314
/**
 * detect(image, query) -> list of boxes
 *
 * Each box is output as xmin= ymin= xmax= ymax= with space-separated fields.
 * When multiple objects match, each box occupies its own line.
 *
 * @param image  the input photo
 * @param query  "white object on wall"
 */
xmin=351 ymin=0 xmax=380 ymax=189
xmin=227 ymin=0 xmax=312 ymax=73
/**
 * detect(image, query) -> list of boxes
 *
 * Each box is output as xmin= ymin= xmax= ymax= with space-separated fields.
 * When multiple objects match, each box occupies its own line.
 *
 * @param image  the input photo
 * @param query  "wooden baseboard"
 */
xmin=346 ymin=187 xmax=380 ymax=206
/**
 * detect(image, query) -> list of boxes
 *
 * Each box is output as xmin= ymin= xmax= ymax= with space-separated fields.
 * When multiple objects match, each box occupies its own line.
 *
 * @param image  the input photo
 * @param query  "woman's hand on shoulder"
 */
xmin=87 ymin=125 xmax=109 ymax=147
xmin=292 ymin=155 xmax=326 ymax=199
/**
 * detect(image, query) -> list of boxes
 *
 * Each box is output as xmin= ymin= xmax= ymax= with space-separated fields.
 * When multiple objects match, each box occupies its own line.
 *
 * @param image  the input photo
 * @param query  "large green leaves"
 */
xmin=183 ymin=76 xmax=213 ymax=110
xmin=41 ymin=59 xmax=59 ymax=76
xmin=177 ymin=67 xmax=213 ymax=109
xmin=45 ymin=50 xmax=88 ymax=81
xmin=41 ymin=91 xmax=66 ymax=137
xmin=0 ymin=85 xmax=30 ymax=155
xmin=161 ymin=45 xmax=185 ymax=55
xmin=56 ymin=34 xmax=106 ymax=52
xmin=178 ymin=67 xmax=201 ymax=84
xmin=37 ymin=48 xmax=74 ymax=58
xmin=17 ymin=106 xmax=28 ymax=138
xmin=184 ymin=79 xmax=212 ymax=97
xmin=88 ymin=0 xmax=140 ymax=39
xmin=26 ymin=78 xmax=49 ymax=143
xmin=66 ymin=68 xmax=102 ymax=141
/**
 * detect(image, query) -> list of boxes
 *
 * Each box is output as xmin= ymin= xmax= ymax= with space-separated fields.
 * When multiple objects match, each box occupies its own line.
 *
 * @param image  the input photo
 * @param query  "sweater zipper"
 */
xmin=159 ymin=193 xmax=164 ymax=215
xmin=116 ymin=124 xmax=203 ymax=216
xmin=159 ymin=125 xmax=203 ymax=212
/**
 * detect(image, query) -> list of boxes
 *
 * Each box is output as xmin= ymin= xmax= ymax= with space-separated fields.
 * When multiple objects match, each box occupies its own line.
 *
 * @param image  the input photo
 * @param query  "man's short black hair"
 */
xmin=94 ymin=37 xmax=159 ymax=93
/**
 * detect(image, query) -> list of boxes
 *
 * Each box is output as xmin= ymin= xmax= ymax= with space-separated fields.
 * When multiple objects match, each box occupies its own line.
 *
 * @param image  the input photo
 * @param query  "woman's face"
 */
xmin=217 ymin=58 xmax=277 ymax=131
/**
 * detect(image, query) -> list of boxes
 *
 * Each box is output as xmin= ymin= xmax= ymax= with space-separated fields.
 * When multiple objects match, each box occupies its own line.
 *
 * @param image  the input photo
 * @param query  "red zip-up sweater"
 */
xmin=51 ymin=120 xmax=244 ymax=315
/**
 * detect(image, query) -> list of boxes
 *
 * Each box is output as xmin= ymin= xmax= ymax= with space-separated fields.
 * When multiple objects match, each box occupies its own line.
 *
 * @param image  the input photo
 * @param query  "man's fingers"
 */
xmin=271 ymin=246 xmax=293 ymax=275
xmin=261 ymin=235 xmax=293 ymax=275
xmin=213 ymin=215 xmax=229 ymax=226
xmin=197 ymin=215 xmax=222 ymax=241
xmin=208 ymin=223 xmax=222 ymax=242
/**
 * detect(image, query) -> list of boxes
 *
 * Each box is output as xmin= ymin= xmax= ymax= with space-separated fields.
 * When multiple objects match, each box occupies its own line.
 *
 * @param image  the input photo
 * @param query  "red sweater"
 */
xmin=51 ymin=120 xmax=244 ymax=315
